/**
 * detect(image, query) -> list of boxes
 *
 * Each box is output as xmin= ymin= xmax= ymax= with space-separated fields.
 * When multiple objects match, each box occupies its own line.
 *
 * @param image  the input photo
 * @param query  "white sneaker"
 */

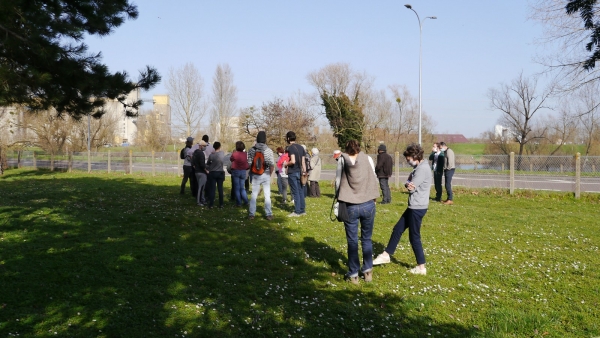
xmin=409 ymin=266 xmax=426 ymax=275
xmin=288 ymin=212 xmax=300 ymax=217
xmin=372 ymin=253 xmax=390 ymax=265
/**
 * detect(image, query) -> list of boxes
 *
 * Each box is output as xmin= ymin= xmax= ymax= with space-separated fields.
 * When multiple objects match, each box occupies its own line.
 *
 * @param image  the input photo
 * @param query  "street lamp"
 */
xmin=404 ymin=4 xmax=436 ymax=146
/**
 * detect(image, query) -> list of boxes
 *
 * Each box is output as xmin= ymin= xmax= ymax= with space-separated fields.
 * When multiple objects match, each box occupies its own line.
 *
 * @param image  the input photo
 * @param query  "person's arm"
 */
xmin=334 ymin=156 xmax=344 ymax=195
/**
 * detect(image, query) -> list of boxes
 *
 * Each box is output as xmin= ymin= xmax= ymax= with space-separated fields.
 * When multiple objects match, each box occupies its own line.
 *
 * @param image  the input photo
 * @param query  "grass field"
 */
xmin=0 ymin=169 xmax=599 ymax=337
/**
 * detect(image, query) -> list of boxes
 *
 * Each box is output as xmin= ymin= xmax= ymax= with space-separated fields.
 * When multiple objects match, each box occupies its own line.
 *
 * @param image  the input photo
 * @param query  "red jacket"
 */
xmin=230 ymin=151 xmax=249 ymax=170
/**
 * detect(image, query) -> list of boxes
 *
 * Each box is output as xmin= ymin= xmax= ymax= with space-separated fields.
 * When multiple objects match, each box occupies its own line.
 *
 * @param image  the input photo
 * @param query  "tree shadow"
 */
xmin=0 ymin=169 xmax=476 ymax=337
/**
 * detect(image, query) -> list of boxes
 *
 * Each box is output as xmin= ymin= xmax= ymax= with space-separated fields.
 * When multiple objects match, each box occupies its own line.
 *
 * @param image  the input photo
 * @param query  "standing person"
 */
xmin=308 ymin=148 xmax=322 ymax=197
xmin=247 ymin=131 xmax=275 ymax=220
xmin=301 ymin=145 xmax=310 ymax=197
xmin=192 ymin=141 xmax=208 ymax=206
xmin=375 ymin=144 xmax=393 ymax=204
xmin=285 ymin=131 xmax=306 ymax=217
xmin=276 ymin=147 xmax=290 ymax=204
xmin=440 ymin=141 xmax=455 ymax=205
xmin=428 ymin=143 xmax=445 ymax=202
xmin=275 ymin=147 xmax=285 ymax=196
xmin=180 ymin=137 xmax=195 ymax=196
xmin=202 ymin=135 xmax=214 ymax=161
xmin=206 ymin=141 xmax=225 ymax=209
xmin=230 ymin=141 xmax=249 ymax=207
xmin=372 ymin=143 xmax=432 ymax=275
xmin=335 ymin=140 xmax=380 ymax=284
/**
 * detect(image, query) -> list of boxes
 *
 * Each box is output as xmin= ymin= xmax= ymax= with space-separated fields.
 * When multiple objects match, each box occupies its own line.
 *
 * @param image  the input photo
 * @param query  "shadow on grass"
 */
xmin=0 ymin=169 xmax=476 ymax=337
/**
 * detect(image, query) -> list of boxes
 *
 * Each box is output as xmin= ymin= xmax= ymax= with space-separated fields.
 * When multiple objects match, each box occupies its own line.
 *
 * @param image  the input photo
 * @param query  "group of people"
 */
xmin=181 ymin=133 xmax=455 ymax=284
xmin=337 ymin=140 xmax=456 ymax=284
xmin=180 ymin=131 xmax=323 ymax=220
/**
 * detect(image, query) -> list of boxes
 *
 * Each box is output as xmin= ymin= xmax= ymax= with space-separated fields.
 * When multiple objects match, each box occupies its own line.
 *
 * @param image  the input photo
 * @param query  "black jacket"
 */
xmin=192 ymin=149 xmax=206 ymax=172
xmin=375 ymin=152 xmax=393 ymax=178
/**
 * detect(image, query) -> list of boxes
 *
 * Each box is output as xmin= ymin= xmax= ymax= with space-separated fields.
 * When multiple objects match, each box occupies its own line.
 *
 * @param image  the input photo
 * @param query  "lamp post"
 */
xmin=404 ymin=4 xmax=436 ymax=146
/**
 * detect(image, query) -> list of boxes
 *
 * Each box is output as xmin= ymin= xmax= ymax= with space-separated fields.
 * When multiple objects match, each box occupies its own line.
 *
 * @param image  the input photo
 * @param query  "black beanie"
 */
xmin=378 ymin=144 xmax=387 ymax=152
xmin=256 ymin=131 xmax=267 ymax=144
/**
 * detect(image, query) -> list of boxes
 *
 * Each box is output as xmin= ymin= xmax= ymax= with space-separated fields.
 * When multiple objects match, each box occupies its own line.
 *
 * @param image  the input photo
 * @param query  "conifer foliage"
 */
xmin=0 ymin=0 xmax=160 ymax=118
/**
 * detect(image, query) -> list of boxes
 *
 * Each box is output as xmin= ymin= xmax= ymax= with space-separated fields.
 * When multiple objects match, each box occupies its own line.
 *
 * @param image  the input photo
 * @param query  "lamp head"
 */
xmin=404 ymin=4 xmax=412 ymax=9
xmin=430 ymin=16 xmax=437 ymax=19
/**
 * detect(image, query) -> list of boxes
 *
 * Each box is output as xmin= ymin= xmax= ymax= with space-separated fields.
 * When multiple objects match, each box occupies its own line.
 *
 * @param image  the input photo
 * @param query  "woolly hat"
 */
xmin=256 ymin=131 xmax=267 ymax=144
xmin=378 ymin=144 xmax=387 ymax=152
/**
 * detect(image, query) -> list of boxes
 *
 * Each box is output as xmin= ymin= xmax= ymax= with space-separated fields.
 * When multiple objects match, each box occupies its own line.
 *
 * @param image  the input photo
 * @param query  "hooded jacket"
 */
xmin=375 ymin=145 xmax=393 ymax=178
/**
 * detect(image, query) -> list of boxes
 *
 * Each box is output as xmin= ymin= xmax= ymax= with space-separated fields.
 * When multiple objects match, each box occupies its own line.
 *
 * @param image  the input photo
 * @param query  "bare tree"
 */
xmin=529 ymin=0 xmax=600 ymax=90
xmin=239 ymin=96 xmax=316 ymax=148
xmin=68 ymin=112 xmax=119 ymax=152
xmin=166 ymin=63 xmax=207 ymax=138
xmin=134 ymin=110 xmax=170 ymax=151
xmin=209 ymin=64 xmax=238 ymax=146
xmin=571 ymin=82 xmax=600 ymax=154
xmin=488 ymin=73 xmax=555 ymax=161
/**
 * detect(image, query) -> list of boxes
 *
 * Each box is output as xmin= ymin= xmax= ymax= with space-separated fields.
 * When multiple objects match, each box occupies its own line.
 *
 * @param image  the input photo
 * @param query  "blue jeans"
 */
xmin=288 ymin=171 xmax=305 ymax=214
xmin=344 ymin=200 xmax=376 ymax=277
xmin=385 ymin=208 xmax=428 ymax=265
xmin=232 ymin=169 xmax=249 ymax=206
xmin=249 ymin=173 xmax=272 ymax=216
xmin=444 ymin=169 xmax=454 ymax=201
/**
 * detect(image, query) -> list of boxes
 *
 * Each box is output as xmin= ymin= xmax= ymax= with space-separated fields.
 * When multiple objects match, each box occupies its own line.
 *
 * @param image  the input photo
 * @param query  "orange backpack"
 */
xmin=251 ymin=148 xmax=265 ymax=175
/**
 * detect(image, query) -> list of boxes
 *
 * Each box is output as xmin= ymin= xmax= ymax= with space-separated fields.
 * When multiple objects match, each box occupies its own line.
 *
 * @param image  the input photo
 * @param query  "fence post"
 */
xmin=33 ymin=151 xmax=37 ymax=170
xmin=575 ymin=153 xmax=580 ymax=199
xmin=68 ymin=152 xmax=72 ymax=172
xmin=509 ymin=152 xmax=514 ymax=194
xmin=501 ymin=163 xmax=504 ymax=171
xmin=108 ymin=150 xmax=111 ymax=173
xmin=152 ymin=150 xmax=155 ymax=176
xmin=129 ymin=150 xmax=133 ymax=174
xmin=17 ymin=150 xmax=22 ymax=168
xmin=87 ymin=150 xmax=91 ymax=173
xmin=395 ymin=151 xmax=400 ymax=189
xmin=50 ymin=153 xmax=54 ymax=171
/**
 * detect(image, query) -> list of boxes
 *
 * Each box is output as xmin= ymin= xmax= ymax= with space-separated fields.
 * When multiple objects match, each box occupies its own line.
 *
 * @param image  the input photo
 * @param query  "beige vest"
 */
xmin=338 ymin=152 xmax=380 ymax=204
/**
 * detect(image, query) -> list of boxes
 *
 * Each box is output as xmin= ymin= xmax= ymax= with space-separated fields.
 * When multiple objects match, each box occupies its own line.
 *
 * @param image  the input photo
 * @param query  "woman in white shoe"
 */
xmin=373 ymin=143 xmax=432 ymax=275
xmin=335 ymin=140 xmax=380 ymax=284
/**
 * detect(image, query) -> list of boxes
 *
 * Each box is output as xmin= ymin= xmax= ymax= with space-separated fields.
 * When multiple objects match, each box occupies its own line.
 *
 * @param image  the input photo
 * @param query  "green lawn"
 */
xmin=0 ymin=169 xmax=598 ymax=337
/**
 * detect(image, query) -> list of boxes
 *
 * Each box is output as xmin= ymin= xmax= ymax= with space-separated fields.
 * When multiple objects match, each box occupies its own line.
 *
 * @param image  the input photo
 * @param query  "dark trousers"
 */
xmin=385 ymin=208 xmax=428 ymax=265
xmin=207 ymin=171 xmax=225 ymax=207
xmin=181 ymin=165 xmax=198 ymax=196
xmin=378 ymin=178 xmax=391 ymax=203
xmin=433 ymin=171 xmax=443 ymax=201
xmin=309 ymin=181 xmax=321 ymax=197
xmin=444 ymin=168 xmax=454 ymax=201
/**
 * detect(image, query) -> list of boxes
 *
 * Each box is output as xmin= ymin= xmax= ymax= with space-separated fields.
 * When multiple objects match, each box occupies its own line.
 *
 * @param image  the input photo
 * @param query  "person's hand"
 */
xmin=407 ymin=182 xmax=416 ymax=191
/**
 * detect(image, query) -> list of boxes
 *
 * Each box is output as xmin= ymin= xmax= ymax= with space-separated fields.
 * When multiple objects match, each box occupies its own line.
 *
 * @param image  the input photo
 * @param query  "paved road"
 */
xmin=7 ymin=160 xmax=600 ymax=193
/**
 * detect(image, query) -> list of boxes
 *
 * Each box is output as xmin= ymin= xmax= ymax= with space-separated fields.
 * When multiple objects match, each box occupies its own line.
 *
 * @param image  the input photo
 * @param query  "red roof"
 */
xmin=433 ymin=134 xmax=469 ymax=143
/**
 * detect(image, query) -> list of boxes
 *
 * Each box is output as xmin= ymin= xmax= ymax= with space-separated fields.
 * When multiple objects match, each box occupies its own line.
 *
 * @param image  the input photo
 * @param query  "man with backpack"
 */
xmin=180 ymin=136 xmax=198 ymax=197
xmin=247 ymin=131 xmax=275 ymax=220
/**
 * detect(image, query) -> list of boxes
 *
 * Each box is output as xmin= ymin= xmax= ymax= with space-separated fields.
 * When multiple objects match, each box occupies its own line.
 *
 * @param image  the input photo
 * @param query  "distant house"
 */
xmin=433 ymin=134 xmax=469 ymax=143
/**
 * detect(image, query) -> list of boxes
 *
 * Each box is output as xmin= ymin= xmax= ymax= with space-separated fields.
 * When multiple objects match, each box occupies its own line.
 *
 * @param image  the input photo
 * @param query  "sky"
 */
xmin=85 ymin=0 xmax=549 ymax=138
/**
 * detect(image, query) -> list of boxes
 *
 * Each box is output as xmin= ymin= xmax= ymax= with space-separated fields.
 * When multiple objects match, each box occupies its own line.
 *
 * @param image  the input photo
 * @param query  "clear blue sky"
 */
xmin=86 ymin=0 xmax=547 ymax=138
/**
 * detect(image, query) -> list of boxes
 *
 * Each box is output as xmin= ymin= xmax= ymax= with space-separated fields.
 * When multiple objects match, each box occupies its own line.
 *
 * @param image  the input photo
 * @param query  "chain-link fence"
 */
xmin=3 ymin=150 xmax=600 ymax=196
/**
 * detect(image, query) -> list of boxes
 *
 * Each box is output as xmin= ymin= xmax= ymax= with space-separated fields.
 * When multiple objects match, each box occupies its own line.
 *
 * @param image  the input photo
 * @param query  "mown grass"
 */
xmin=0 ymin=169 xmax=599 ymax=337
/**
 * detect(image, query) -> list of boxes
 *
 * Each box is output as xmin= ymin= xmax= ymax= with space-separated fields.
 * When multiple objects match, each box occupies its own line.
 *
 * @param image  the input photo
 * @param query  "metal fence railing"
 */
xmin=3 ymin=150 xmax=599 ymax=196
